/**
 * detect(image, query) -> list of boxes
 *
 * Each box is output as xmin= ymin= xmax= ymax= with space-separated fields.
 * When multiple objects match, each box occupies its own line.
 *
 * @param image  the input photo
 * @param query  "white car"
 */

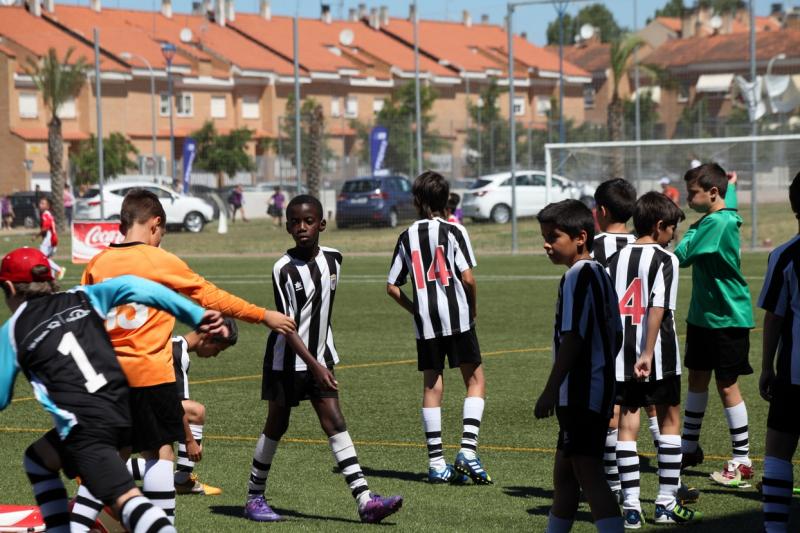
xmin=74 ymin=182 xmax=215 ymax=233
xmin=461 ymin=171 xmax=595 ymax=224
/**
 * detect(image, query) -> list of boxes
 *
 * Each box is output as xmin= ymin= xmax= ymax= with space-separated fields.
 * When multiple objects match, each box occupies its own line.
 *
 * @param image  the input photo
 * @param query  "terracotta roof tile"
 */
xmin=655 ymin=17 xmax=682 ymax=33
xmin=560 ymin=42 xmax=611 ymax=74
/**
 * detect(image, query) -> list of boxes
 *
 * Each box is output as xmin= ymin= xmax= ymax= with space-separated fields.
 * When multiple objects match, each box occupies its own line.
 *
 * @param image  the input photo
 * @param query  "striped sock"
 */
xmin=681 ymin=391 xmax=708 ymax=454
xmin=329 ymin=431 xmax=371 ymax=508
xmin=127 ymin=457 xmax=147 ymax=481
xmin=70 ymin=484 xmax=103 ymax=532
xmin=459 ymin=396 xmax=484 ymax=460
xmin=248 ymin=433 xmax=279 ymax=498
xmin=763 ymin=456 xmax=792 ymax=533
xmin=648 ymin=415 xmax=661 ymax=451
xmin=142 ymin=459 xmax=175 ymax=525
xmin=422 ymin=407 xmax=446 ymax=470
xmin=724 ymin=402 xmax=751 ymax=466
xmin=655 ymin=434 xmax=682 ymax=510
xmin=23 ymin=445 xmax=69 ymax=532
xmin=120 ymin=495 xmax=176 ymax=533
xmin=604 ymin=428 xmax=621 ymax=492
xmin=176 ymin=424 xmax=204 ymax=482
xmin=617 ymin=441 xmax=641 ymax=512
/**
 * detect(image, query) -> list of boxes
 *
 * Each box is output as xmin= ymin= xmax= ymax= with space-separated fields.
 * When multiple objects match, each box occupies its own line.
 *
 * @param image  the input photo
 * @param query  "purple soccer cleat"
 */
xmin=358 ymin=494 xmax=403 ymax=524
xmin=244 ymin=495 xmax=282 ymax=522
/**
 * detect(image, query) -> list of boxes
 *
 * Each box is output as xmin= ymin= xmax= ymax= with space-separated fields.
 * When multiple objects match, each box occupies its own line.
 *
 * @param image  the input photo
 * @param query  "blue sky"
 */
xmin=59 ymin=1 xmax=794 ymax=45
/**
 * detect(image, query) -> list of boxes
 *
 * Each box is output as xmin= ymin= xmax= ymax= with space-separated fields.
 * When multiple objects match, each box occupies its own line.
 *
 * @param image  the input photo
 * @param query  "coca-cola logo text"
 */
xmin=84 ymin=225 xmax=123 ymax=246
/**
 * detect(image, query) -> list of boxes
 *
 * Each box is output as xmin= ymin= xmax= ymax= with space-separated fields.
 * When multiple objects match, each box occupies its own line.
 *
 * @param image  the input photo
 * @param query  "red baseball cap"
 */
xmin=0 ymin=248 xmax=54 ymax=283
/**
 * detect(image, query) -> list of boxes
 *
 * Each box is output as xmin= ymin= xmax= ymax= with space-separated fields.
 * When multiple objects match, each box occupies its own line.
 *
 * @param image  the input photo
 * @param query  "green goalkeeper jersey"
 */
xmin=674 ymin=184 xmax=754 ymax=329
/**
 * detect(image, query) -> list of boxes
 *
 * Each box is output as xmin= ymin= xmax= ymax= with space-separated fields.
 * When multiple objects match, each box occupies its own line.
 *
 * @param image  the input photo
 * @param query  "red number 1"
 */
xmin=411 ymin=246 xmax=452 ymax=290
xmin=619 ymin=278 xmax=645 ymax=325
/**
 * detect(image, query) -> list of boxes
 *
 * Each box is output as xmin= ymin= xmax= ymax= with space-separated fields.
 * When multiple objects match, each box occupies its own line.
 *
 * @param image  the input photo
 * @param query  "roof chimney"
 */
xmin=463 ymin=10 xmax=472 ymax=27
xmin=358 ymin=3 xmax=367 ymax=19
xmin=161 ymin=0 xmax=173 ymax=18
xmin=321 ymin=4 xmax=332 ymax=24
xmin=369 ymin=7 xmax=379 ymax=29
xmin=25 ymin=0 xmax=41 ymax=17
xmin=259 ymin=0 xmax=271 ymax=20
xmin=480 ymin=14 xmax=489 ymax=24
xmin=90 ymin=0 xmax=101 ymax=12
xmin=44 ymin=0 xmax=55 ymax=13
xmin=409 ymin=3 xmax=415 ymax=21
xmin=520 ymin=30 xmax=527 ymax=40
xmin=348 ymin=8 xmax=357 ymax=22
xmin=214 ymin=0 xmax=226 ymax=26
xmin=226 ymin=0 xmax=235 ymax=22
xmin=380 ymin=6 xmax=389 ymax=26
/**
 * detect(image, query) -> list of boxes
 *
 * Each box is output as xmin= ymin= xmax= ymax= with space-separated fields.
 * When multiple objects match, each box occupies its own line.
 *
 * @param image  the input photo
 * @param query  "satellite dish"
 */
xmin=0 ymin=0 xmax=16 ymax=6
xmin=710 ymin=15 xmax=723 ymax=30
xmin=179 ymin=28 xmax=193 ymax=43
xmin=339 ymin=28 xmax=354 ymax=47
xmin=579 ymin=23 xmax=595 ymax=41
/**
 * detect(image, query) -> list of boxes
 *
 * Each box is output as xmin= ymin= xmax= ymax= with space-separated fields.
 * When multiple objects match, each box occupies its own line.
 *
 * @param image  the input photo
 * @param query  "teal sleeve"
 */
xmin=674 ymin=216 xmax=725 ymax=267
xmin=725 ymin=183 xmax=738 ymax=210
xmin=82 ymin=275 xmax=205 ymax=328
xmin=0 ymin=322 xmax=18 ymax=410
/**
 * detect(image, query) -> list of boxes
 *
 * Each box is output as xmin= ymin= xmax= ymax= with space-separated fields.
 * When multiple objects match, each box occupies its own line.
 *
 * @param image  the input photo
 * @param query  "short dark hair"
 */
xmin=447 ymin=192 xmax=460 ymax=210
xmin=594 ymin=178 xmax=637 ymax=223
xmin=286 ymin=194 xmax=323 ymax=219
xmin=1 ymin=265 xmax=58 ymax=301
xmin=684 ymin=162 xmax=728 ymax=198
xmin=413 ymin=171 xmax=449 ymax=217
xmin=39 ymin=195 xmax=52 ymax=207
xmin=633 ymin=191 xmax=686 ymax=236
xmin=120 ymin=189 xmax=166 ymax=235
xmin=790 ymin=172 xmax=800 ymax=218
xmin=537 ymin=199 xmax=595 ymax=248
xmin=209 ymin=316 xmax=239 ymax=346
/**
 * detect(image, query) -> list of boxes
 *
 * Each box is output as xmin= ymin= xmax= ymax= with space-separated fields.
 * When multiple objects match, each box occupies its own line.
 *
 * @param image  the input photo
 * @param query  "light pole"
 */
xmin=293 ymin=12 xmax=302 ymax=191
xmin=93 ymin=28 xmax=105 ymax=219
xmin=767 ymin=52 xmax=787 ymax=77
xmin=161 ymin=42 xmax=177 ymax=182
xmin=412 ymin=0 xmax=423 ymax=176
xmin=748 ymin=0 xmax=757 ymax=249
xmin=633 ymin=0 xmax=642 ymax=189
xmin=121 ymin=51 xmax=157 ymax=182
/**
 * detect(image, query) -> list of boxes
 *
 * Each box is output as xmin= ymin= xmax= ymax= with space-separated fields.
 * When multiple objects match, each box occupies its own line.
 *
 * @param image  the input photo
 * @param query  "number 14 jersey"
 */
xmin=607 ymin=243 xmax=681 ymax=382
xmin=388 ymin=217 xmax=477 ymax=339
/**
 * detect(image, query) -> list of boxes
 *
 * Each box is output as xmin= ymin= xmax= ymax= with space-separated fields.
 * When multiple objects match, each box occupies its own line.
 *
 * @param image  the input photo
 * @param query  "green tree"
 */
xmin=72 ymin=133 xmax=139 ymax=185
xmin=192 ymin=121 xmax=255 ymax=188
xmin=25 ymin=47 xmax=88 ymax=231
xmin=653 ymin=0 xmax=685 ymax=19
xmin=547 ymin=3 xmax=623 ymax=45
xmin=698 ymin=0 xmax=745 ymax=14
xmin=607 ymin=34 xmax=648 ymax=177
xmin=464 ymin=80 xmax=525 ymax=175
xmin=279 ymin=94 xmax=333 ymax=180
xmin=623 ymin=90 xmax=660 ymax=139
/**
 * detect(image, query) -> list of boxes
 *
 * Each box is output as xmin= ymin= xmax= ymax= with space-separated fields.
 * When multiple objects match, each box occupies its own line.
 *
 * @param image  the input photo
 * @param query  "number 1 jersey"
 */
xmin=387 ymin=217 xmax=477 ymax=339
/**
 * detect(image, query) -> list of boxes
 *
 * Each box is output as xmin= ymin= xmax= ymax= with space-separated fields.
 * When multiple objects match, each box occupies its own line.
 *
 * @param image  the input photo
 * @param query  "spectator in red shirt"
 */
xmin=659 ymin=177 xmax=680 ymax=206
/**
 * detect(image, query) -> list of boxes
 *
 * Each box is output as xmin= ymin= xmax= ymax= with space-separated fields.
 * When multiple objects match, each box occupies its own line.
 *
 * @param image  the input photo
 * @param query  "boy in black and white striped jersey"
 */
xmin=536 ymin=199 xmax=624 ymax=533
xmin=387 ymin=171 xmax=491 ymax=486
xmin=244 ymin=195 xmax=402 ymax=524
xmin=607 ymin=192 xmax=700 ymax=527
xmin=758 ymin=172 xmax=800 ymax=533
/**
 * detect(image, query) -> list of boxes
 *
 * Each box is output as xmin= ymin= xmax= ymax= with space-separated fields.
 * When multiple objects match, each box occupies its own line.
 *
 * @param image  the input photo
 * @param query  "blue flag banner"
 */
xmin=182 ymin=138 xmax=196 ymax=193
xmin=369 ymin=126 xmax=389 ymax=176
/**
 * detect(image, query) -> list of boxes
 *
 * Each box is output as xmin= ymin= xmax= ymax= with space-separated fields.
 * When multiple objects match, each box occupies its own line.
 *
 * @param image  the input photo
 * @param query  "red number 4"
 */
xmin=411 ymin=246 xmax=452 ymax=290
xmin=619 ymin=278 xmax=645 ymax=325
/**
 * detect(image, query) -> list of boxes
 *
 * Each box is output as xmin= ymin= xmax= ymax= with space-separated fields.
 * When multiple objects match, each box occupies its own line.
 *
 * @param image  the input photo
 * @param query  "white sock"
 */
xmin=70 ymin=484 xmax=103 ymax=532
xmin=176 ymin=424 xmax=203 ymax=482
xmin=142 ymin=459 xmax=175 ymax=525
xmin=422 ymin=407 xmax=446 ymax=470
xmin=329 ymin=431 xmax=371 ymax=509
xmin=595 ymin=516 xmax=624 ymax=532
xmin=127 ymin=457 xmax=147 ymax=481
xmin=763 ymin=456 xmax=792 ymax=533
xmin=681 ymin=391 xmax=708 ymax=454
xmin=617 ymin=441 xmax=640 ymax=512
xmin=604 ymin=428 xmax=620 ymax=492
xmin=24 ymin=446 xmax=69 ymax=532
xmin=120 ymin=495 xmax=176 ymax=533
xmin=546 ymin=512 xmax=574 ymax=533
xmin=655 ymin=434 xmax=681 ymax=509
xmin=248 ymin=433 xmax=279 ymax=498
xmin=724 ymin=401 xmax=751 ymax=466
xmin=648 ymin=415 xmax=661 ymax=451
xmin=459 ymin=396 xmax=484 ymax=459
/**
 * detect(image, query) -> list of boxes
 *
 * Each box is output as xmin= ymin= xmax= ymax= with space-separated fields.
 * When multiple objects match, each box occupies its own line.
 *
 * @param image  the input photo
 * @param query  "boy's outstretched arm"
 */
xmin=386 ymin=283 xmax=414 ymax=315
xmin=535 ymin=332 xmax=582 ymax=419
xmin=633 ymin=307 xmax=665 ymax=379
xmin=759 ymin=311 xmax=783 ymax=402
xmin=461 ymin=268 xmax=477 ymax=320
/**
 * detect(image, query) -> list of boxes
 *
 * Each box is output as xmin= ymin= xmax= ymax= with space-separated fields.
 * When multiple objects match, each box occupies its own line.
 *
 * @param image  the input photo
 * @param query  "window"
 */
xmin=501 ymin=174 xmax=533 ymax=186
xmin=160 ymin=93 xmax=170 ymax=116
xmin=583 ymin=85 xmax=595 ymax=109
xmin=210 ymin=96 xmax=226 ymax=119
xmin=513 ymin=96 xmax=525 ymax=116
xmin=678 ymin=81 xmax=691 ymax=103
xmin=242 ymin=95 xmax=259 ymax=119
xmin=344 ymin=96 xmax=358 ymax=118
xmin=373 ymin=98 xmax=385 ymax=114
xmin=145 ymin=186 xmax=174 ymax=199
xmin=535 ymin=95 xmax=551 ymax=117
xmin=19 ymin=93 xmax=37 ymax=118
xmin=60 ymin=97 xmax=76 ymax=119
xmin=176 ymin=93 xmax=193 ymax=117
xmin=331 ymin=98 xmax=341 ymax=118
xmin=396 ymin=178 xmax=411 ymax=192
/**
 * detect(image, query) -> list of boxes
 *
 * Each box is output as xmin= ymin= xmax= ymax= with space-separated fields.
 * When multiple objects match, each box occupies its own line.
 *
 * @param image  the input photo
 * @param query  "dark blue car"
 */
xmin=335 ymin=176 xmax=414 ymax=228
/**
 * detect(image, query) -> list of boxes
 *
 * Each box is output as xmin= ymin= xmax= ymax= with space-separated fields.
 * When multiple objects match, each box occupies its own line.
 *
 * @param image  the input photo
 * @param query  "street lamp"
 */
xmin=767 ymin=53 xmax=787 ymax=77
xmin=412 ymin=0 xmax=423 ymax=176
xmin=120 ymin=51 xmax=157 ymax=182
xmin=161 ymin=42 xmax=177 ymax=182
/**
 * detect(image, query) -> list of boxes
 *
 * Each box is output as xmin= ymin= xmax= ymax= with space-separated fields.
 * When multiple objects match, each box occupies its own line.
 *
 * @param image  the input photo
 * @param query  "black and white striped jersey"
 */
xmin=758 ymin=235 xmax=800 ymax=386
xmin=607 ymin=244 xmax=681 ymax=382
xmin=387 ymin=218 xmax=477 ymax=339
xmin=266 ymin=247 xmax=342 ymax=372
xmin=172 ymin=336 xmax=190 ymax=400
xmin=553 ymin=259 xmax=622 ymax=416
xmin=592 ymin=232 xmax=636 ymax=267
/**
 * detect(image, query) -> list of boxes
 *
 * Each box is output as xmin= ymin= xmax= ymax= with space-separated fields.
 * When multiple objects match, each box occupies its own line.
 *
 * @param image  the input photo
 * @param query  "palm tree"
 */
xmin=306 ymin=103 xmax=324 ymax=199
xmin=26 ymin=47 xmax=88 ymax=231
xmin=607 ymin=35 xmax=645 ymax=178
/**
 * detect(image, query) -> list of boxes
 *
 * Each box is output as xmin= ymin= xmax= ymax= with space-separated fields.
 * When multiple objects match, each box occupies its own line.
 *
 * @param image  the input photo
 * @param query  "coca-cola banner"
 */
xmin=71 ymin=220 xmax=124 ymax=263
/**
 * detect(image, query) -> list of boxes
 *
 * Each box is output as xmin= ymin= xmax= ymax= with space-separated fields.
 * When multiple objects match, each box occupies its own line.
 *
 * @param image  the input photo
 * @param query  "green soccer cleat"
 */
xmin=654 ymin=502 xmax=702 ymax=524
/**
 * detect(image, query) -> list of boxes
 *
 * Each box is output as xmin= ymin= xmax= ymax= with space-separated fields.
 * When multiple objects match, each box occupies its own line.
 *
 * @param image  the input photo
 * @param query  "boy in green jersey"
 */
xmin=674 ymin=163 xmax=755 ymax=486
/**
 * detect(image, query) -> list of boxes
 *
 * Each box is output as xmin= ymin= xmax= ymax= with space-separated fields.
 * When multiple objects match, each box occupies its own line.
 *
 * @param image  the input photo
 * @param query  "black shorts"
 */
xmin=556 ymin=407 xmax=609 ymax=459
xmin=44 ymin=426 xmax=135 ymax=504
xmin=767 ymin=382 xmax=800 ymax=436
xmin=128 ymin=383 xmax=185 ymax=453
xmin=615 ymin=375 xmax=681 ymax=408
xmin=416 ymin=329 xmax=482 ymax=371
xmin=262 ymin=368 xmax=339 ymax=408
xmin=684 ymin=323 xmax=753 ymax=380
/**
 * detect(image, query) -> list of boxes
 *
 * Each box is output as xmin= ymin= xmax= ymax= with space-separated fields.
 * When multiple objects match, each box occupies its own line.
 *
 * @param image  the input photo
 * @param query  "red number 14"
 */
xmin=411 ymin=246 xmax=452 ymax=290
xmin=619 ymin=278 xmax=645 ymax=325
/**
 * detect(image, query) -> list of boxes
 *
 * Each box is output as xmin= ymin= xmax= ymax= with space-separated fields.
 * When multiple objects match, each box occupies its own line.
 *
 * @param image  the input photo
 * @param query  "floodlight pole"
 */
xmin=749 ymin=0 xmax=757 ymax=249
xmin=121 ymin=52 xmax=157 ymax=181
xmin=633 ymin=0 xmax=642 ymax=189
xmin=413 ymin=0 xmax=423 ymax=176
xmin=161 ymin=42 xmax=177 ymax=183
xmin=293 ymin=13 xmax=302 ymax=191
xmin=93 ymin=28 xmax=105 ymax=219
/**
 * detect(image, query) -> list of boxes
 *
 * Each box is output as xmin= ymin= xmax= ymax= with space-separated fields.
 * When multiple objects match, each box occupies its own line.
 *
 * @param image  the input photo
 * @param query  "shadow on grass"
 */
xmin=504 ymin=486 xmax=595 ymax=523
xmin=209 ymin=505 xmax=365 ymax=525
xmin=360 ymin=466 xmax=427 ymax=483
